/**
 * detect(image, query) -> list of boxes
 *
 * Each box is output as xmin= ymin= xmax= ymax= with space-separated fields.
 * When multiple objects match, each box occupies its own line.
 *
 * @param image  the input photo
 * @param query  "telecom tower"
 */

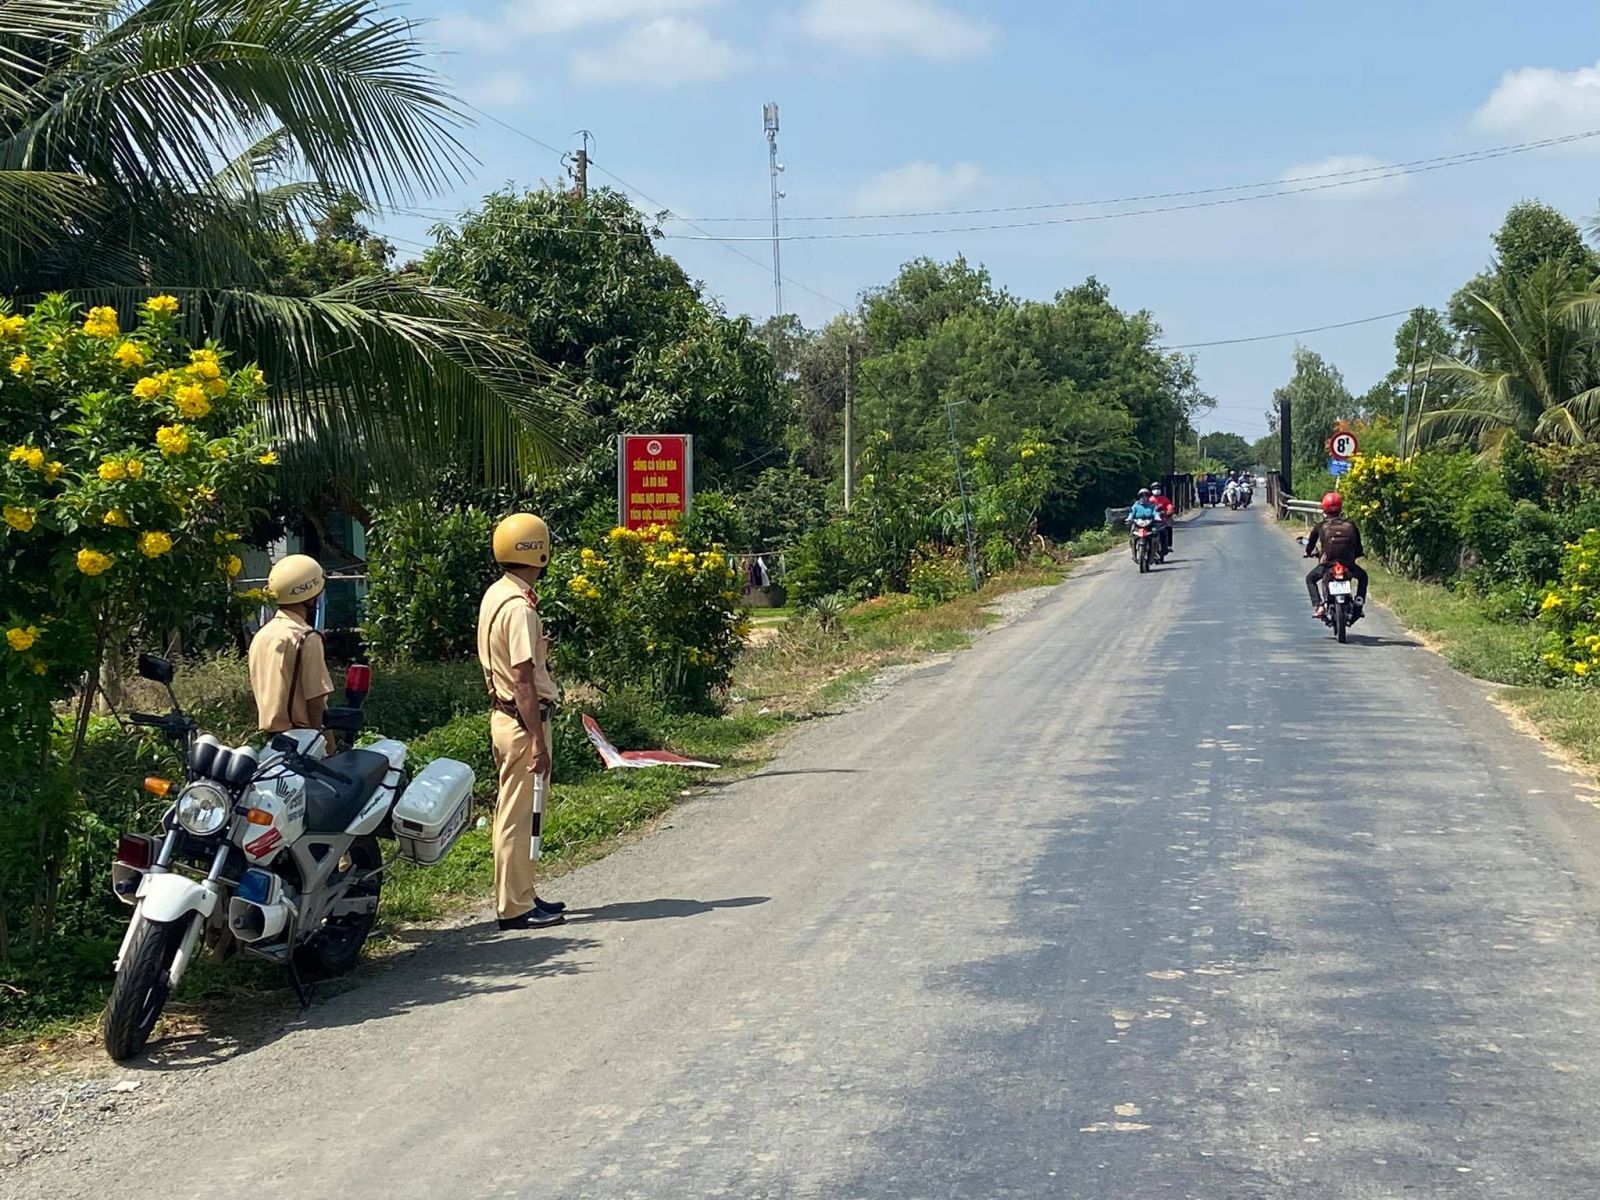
xmin=763 ymin=101 xmax=784 ymax=319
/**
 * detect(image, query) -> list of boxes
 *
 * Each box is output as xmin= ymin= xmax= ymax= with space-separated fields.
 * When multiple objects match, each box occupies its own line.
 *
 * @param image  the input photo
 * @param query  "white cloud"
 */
xmin=572 ymin=18 xmax=740 ymax=87
xmin=797 ymin=0 xmax=996 ymax=61
xmin=470 ymin=71 xmax=534 ymax=108
xmin=1278 ymin=155 xmax=1408 ymax=199
xmin=1475 ymin=60 xmax=1600 ymax=141
xmin=852 ymin=161 xmax=987 ymax=213
xmin=507 ymin=0 xmax=722 ymax=36
xmin=433 ymin=14 xmax=506 ymax=53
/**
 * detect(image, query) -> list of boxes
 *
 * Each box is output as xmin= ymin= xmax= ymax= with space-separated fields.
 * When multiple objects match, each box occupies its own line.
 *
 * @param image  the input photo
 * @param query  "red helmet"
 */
xmin=1321 ymin=492 xmax=1343 ymax=514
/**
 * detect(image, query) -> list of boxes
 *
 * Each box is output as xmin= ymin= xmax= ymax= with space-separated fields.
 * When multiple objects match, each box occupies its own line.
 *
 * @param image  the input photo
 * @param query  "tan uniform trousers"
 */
xmin=489 ymin=709 xmax=550 ymax=920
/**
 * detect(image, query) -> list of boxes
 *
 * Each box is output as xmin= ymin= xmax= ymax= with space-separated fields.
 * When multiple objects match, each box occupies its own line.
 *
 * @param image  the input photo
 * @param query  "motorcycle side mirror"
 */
xmin=137 ymin=653 xmax=174 ymax=684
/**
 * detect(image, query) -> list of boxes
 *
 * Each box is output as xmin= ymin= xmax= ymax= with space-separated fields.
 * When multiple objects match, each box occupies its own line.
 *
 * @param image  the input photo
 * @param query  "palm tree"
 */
xmin=1 ymin=0 xmax=575 ymax=485
xmin=1415 ymin=260 xmax=1600 ymax=450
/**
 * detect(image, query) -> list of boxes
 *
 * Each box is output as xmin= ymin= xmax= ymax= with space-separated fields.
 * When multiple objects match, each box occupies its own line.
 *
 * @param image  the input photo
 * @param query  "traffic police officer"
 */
xmin=248 ymin=554 xmax=334 ymax=735
xmin=477 ymin=514 xmax=565 ymax=931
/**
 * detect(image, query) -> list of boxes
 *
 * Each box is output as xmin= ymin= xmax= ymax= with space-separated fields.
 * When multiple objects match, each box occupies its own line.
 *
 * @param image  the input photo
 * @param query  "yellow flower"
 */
xmin=125 ymin=458 xmax=143 ymax=479
xmin=76 ymin=548 xmax=113 ymax=576
xmin=208 ymin=442 xmax=228 ymax=460
xmin=0 ymin=314 xmax=24 ymax=341
xmin=145 ymin=295 xmax=180 ymax=317
xmin=246 ymin=366 xmax=265 ymax=387
xmin=3 ymin=504 xmax=36 ymax=531
xmin=257 ymin=450 xmax=277 ymax=466
xmin=1542 ymin=592 xmax=1565 ymax=612
xmin=113 ymin=342 xmax=146 ymax=369
xmin=1576 ymin=661 xmax=1590 ymax=677
xmin=189 ymin=358 xmax=222 ymax=381
xmin=132 ymin=375 xmax=164 ymax=400
xmin=82 ymin=306 xmax=119 ymax=338
xmin=202 ymin=377 xmax=227 ymax=398
xmin=98 ymin=459 xmax=127 ymax=482
xmin=225 ymin=554 xmax=243 ymax=578
xmin=173 ymin=383 xmax=211 ymax=419
xmin=6 ymin=624 xmax=40 ymax=652
xmin=9 ymin=445 xmax=44 ymax=470
xmin=138 ymin=530 xmax=173 ymax=558
xmin=32 ymin=660 xmax=46 ymax=675
xmin=9 ymin=352 xmax=31 ymax=376
xmin=102 ymin=508 xmax=129 ymax=527
xmin=156 ymin=424 xmax=190 ymax=457
xmin=41 ymin=460 xmax=63 ymax=483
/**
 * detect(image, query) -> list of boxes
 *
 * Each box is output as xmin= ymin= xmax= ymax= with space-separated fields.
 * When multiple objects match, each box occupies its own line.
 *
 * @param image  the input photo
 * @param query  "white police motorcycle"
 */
xmin=104 ymin=654 xmax=474 ymax=1060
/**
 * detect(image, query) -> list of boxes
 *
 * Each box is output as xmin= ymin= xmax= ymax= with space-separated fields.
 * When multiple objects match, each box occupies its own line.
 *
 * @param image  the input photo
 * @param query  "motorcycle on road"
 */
xmin=1130 ymin=516 xmax=1160 ymax=573
xmin=1298 ymin=540 xmax=1363 ymax=643
xmin=104 ymin=654 xmax=476 ymax=1060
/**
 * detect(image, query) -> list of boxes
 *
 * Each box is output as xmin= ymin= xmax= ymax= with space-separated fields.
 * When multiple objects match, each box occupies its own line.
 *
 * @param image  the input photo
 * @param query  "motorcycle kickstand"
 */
xmin=286 ymin=957 xmax=315 ymax=1010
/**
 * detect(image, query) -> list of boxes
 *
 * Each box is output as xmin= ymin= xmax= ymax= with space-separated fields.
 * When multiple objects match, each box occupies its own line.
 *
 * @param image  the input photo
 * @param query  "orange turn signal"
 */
xmin=244 ymin=809 xmax=274 ymax=826
xmin=143 ymin=777 xmax=173 ymax=797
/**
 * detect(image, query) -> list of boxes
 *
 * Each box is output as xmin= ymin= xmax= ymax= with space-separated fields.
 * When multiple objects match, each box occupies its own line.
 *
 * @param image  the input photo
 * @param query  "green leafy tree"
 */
xmin=1361 ymin=307 xmax=1455 ymax=420
xmin=1198 ymin=431 xmax=1253 ymax=470
xmin=425 ymin=187 xmax=788 ymax=527
xmin=1 ymin=0 xmax=573 ymax=489
xmin=1272 ymin=347 xmax=1358 ymax=467
xmin=1419 ymin=261 xmax=1600 ymax=449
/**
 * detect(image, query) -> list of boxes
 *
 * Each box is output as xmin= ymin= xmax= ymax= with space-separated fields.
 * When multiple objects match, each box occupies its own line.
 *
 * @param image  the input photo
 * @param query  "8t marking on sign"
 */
xmin=1328 ymin=430 xmax=1360 ymax=460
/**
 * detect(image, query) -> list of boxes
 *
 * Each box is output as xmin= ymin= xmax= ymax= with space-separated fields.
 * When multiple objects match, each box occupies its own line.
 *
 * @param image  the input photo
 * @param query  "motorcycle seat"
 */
xmin=303 ymin=749 xmax=391 ymax=832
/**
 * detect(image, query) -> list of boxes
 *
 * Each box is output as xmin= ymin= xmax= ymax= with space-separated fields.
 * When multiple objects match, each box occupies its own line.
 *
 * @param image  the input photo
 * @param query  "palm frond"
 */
xmin=1413 ymin=405 xmax=1513 ymax=448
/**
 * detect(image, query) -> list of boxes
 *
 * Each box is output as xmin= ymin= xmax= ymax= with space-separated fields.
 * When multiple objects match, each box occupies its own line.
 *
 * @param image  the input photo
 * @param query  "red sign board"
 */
xmin=1327 ymin=430 xmax=1360 ymax=459
xmin=618 ymin=434 xmax=693 ymax=530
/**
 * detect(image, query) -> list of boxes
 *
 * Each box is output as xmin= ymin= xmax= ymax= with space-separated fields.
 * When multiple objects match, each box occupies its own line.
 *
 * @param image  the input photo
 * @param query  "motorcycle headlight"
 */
xmin=175 ymin=780 xmax=231 ymax=837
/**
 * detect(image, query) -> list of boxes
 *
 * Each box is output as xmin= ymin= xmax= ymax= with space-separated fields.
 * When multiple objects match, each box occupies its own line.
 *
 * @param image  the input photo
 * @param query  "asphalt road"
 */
xmin=12 ymin=508 xmax=1600 ymax=1199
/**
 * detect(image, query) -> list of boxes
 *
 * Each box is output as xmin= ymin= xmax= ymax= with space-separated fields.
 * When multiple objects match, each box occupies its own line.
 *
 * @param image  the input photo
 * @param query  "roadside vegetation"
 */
xmin=1271 ymin=198 xmax=1600 ymax=780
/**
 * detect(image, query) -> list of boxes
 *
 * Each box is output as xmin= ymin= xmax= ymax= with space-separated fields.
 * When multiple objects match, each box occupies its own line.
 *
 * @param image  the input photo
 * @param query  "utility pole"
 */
xmin=1400 ymin=316 xmax=1421 ymax=458
xmin=945 ymin=399 xmax=980 ymax=590
xmin=567 ymin=129 xmax=593 ymax=200
xmin=763 ymin=102 xmax=784 ymax=319
xmin=1279 ymin=395 xmax=1294 ymax=497
xmin=1413 ymin=353 xmax=1435 ymax=449
xmin=843 ymin=343 xmax=855 ymax=513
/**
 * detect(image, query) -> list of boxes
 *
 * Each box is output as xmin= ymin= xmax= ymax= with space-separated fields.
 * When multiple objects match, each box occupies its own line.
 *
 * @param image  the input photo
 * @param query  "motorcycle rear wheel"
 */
xmin=296 ymin=837 xmax=383 ymax=977
xmin=1334 ymin=600 xmax=1348 ymax=643
xmin=103 ymin=915 xmax=185 ymax=1061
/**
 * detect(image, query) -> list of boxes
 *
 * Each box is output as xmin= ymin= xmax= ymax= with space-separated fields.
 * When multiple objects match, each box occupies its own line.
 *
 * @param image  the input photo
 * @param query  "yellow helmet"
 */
xmin=493 ymin=513 xmax=551 ymax=568
xmin=266 ymin=553 xmax=325 ymax=605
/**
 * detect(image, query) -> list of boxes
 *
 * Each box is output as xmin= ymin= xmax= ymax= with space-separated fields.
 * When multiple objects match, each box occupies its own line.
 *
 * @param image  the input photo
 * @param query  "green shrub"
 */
xmin=787 ymin=522 xmax=861 ymax=604
xmin=981 ymin=533 xmax=1019 ymax=575
xmin=736 ymin=467 xmax=826 ymax=550
xmin=1500 ymin=433 xmax=1546 ymax=504
xmin=1535 ymin=529 xmax=1600 ymax=681
xmin=1507 ymin=500 xmax=1563 ymax=586
xmin=681 ymin=490 xmax=746 ymax=550
xmin=363 ymin=503 xmax=498 ymax=663
xmin=1456 ymin=475 xmax=1514 ymax=573
xmin=545 ymin=526 xmax=746 ymax=713
xmin=908 ymin=546 xmax=970 ymax=606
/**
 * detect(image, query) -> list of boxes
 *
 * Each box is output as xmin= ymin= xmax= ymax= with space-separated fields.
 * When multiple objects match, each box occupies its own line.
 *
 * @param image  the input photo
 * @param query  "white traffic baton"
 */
xmin=530 ymin=773 xmax=547 ymax=862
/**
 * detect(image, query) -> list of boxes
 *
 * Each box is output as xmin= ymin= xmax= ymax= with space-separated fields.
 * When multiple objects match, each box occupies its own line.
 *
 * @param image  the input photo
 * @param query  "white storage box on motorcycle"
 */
xmin=391 ymin=758 xmax=474 ymax=864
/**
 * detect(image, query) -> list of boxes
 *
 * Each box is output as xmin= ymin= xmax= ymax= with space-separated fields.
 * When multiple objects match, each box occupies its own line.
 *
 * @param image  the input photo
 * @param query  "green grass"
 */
xmin=1362 ymin=560 xmax=1542 ymax=686
xmin=1499 ymin=686 xmax=1600 ymax=775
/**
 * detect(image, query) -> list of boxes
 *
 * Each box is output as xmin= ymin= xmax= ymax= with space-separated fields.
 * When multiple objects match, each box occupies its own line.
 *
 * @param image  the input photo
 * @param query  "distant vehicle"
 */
xmin=1197 ymin=474 xmax=1226 ymax=506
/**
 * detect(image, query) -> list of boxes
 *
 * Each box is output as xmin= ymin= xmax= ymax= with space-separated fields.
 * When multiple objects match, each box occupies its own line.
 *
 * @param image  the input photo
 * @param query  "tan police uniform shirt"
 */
xmin=477 ymin=573 xmax=558 ymax=706
xmin=248 ymin=610 xmax=334 ymax=732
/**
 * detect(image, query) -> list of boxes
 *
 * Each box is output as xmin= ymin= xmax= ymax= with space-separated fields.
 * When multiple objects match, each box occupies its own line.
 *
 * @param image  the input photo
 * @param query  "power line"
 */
xmin=1167 ymin=308 xmax=1415 ymax=349
xmin=660 ymin=128 xmax=1600 ymax=224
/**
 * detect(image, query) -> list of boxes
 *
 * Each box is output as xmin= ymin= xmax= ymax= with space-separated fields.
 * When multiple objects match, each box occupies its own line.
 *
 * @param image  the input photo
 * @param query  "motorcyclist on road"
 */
xmin=1128 ymin=487 xmax=1159 ymax=525
xmin=1150 ymin=482 xmax=1175 ymax=556
xmin=1304 ymin=492 xmax=1369 ymax=618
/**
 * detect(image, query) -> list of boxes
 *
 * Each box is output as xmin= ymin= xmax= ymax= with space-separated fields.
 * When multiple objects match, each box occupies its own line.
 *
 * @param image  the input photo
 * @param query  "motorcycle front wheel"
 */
xmin=103 ymin=915 xmax=186 ymax=1060
xmin=296 ymin=836 xmax=384 ymax=977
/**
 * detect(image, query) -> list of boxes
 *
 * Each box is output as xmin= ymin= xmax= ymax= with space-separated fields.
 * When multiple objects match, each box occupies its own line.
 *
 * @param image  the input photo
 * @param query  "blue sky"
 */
xmin=385 ymin=0 xmax=1600 ymax=439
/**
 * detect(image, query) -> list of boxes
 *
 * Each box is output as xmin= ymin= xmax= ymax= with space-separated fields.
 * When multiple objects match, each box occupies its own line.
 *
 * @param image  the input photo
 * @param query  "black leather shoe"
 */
xmin=497 ymin=907 xmax=565 ymax=931
xmin=534 ymin=896 xmax=566 ymax=914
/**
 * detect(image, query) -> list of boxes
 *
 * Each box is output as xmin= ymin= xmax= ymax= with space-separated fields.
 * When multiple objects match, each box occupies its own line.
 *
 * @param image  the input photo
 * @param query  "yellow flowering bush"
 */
xmin=1536 ymin=529 xmax=1600 ymax=683
xmin=1 ymin=292 xmax=275 ymax=816
xmin=545 ymin=524 xmax=745 ymax=712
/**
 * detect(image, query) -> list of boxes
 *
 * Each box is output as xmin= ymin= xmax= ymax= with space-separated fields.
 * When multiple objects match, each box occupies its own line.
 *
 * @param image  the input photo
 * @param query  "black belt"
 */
xmin=490 ymin=695 xmax=557 ymax=728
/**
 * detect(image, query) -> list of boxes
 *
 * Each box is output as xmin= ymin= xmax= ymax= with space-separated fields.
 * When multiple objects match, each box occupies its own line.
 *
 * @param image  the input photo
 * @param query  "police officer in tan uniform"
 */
xmin=249 ymin=554 xmax=334 ymax=735
xmin=478 ymin=514 xmax=565 ymax=931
